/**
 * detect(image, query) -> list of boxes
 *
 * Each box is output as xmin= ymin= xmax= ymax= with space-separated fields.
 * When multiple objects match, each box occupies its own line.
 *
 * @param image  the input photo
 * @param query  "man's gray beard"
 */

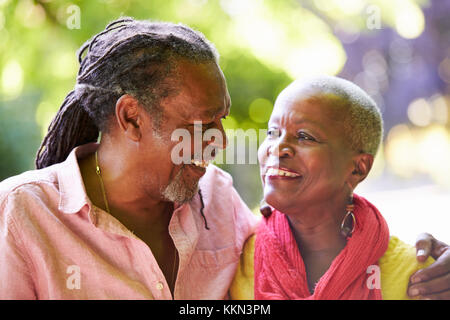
xmin=161 ymin=167 xmax=199 ymax=204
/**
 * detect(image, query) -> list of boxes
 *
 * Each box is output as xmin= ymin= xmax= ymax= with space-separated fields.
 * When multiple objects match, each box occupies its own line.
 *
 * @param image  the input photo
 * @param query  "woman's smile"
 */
xmin=264 ymin=166 xmax=303 ymax=185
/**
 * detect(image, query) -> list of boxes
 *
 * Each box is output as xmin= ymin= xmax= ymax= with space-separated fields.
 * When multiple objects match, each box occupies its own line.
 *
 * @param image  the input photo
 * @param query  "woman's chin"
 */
xmin=263 ymin=190 xmax=290 ymax=213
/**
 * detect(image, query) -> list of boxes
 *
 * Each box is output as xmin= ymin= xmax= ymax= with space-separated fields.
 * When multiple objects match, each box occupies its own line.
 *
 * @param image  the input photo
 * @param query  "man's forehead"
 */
xmin=164 ymin=94 xmax=230 ymax=121
xmin=161 ymin=60 xmax=231 ymax=120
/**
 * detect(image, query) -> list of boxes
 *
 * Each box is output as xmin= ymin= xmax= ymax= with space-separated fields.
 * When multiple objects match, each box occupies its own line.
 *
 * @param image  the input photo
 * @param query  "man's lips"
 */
xmin=185 ymin=158 xmax=213 ymax=177
xmin=191 ymin=158 xmax=214 ymax=169
xmin=190 ymin=159 xmax=212 ymax=169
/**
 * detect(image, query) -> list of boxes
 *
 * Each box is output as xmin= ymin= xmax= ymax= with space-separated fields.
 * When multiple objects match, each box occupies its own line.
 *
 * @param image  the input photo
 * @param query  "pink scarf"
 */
xmin=254 ymin=194 xmax=389 ymax=300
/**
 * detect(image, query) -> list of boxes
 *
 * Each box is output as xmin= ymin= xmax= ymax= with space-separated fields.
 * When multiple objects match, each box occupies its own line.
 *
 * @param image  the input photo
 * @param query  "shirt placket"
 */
xmin=92 ymin=207 xmax=172 ymax=299
xmin=133 ymin=239 xmax=173 ymax=299
xmin=169 ymin=202 xmax=201 ymax=300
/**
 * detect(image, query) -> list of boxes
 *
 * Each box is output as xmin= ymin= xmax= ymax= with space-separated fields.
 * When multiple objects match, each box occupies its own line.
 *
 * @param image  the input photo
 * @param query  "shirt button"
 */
xmin=156 ymin=282 xmax=164 ymax=290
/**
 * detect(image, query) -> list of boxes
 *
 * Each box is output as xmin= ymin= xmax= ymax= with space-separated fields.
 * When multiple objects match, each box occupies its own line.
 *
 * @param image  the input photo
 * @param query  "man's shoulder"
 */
xmin=0 ymin=166 xmax=59 ymax=212
xmin=199 ymin=164 xmax=233 ymax=190
xmin=196 ymin=164 xmax=259 ymax=235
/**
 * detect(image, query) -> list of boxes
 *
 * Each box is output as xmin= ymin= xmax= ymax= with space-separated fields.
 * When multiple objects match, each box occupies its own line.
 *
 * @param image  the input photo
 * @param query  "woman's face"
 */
xmin=258 ymin=90 xmax=356 ymax=214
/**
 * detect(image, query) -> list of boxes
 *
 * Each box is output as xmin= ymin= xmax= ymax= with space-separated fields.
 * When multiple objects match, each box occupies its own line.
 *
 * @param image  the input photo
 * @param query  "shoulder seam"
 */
xmin=1 ymin=179 xmax=57 ymax=201
xmin=2 ymin=194 xmax=38 ymax=297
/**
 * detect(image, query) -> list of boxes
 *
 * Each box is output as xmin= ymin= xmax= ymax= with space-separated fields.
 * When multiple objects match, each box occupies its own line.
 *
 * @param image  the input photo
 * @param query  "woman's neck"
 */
xmin=287 ymin=213 xmax=347 ymax=254
xmin=285 ymin=202 xmax=349 ymax=293
xmin=284 ymin=196 xmax=350 ymax=255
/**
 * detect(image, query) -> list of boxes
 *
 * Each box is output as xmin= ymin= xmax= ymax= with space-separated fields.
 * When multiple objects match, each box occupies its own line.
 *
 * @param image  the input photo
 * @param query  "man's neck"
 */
xmin=78 ymin=148 xmax=174 ymax=232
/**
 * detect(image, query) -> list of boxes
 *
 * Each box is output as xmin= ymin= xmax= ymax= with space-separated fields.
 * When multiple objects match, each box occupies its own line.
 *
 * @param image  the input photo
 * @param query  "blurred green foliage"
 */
xmin=0 ymin=0 xmax=431 ymax=208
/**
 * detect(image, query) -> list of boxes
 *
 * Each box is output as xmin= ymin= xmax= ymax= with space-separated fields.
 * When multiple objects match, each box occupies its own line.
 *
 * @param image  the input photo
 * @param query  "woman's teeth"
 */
xmin=266 ymin=167 xmax=300 ymax=177
xmin=191 ymin=159 xmax=211 ymax=168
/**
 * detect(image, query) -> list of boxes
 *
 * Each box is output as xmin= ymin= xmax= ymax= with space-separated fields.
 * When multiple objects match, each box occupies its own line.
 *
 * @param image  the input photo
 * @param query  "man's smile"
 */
xmin=190 ymin=159 xmax=212 ymax=168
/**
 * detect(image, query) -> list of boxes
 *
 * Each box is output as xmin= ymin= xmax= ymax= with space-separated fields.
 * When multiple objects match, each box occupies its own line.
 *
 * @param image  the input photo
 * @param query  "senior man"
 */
xmin=0 ymin=17 xmax=448 ymax=299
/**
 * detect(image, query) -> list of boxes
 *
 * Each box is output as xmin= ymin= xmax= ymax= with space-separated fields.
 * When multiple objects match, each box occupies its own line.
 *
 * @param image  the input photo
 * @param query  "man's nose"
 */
xmin=207 ymin=122 xmax=228 ymax=150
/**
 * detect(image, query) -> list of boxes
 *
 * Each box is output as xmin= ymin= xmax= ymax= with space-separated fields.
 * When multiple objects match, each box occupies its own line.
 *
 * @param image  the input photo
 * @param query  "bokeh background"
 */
xmin=0 ymin=0 xmax=449 ymax=244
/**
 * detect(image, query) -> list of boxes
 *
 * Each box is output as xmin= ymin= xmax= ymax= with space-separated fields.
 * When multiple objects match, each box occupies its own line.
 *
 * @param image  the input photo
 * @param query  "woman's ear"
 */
xmin=115 ymin=94 xmax=142 ymax=142
xmin=347 ymin=153 xmax=374 ymax=190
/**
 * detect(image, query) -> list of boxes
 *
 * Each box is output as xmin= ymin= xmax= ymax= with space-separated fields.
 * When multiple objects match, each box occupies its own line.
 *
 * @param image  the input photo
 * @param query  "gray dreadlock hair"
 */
xmin=35 ymin=17 xmax=219 ymax=169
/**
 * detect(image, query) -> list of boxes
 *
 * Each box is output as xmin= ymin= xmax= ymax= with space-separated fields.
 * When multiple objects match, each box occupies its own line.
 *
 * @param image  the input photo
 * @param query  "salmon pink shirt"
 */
xmin=0 ymin=143 xmax=259 ymax=299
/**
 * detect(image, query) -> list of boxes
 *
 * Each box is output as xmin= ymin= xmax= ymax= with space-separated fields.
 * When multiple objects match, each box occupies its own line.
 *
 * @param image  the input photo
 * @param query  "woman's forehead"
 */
xmin=271 ymin=91 xmax=348 ymax=123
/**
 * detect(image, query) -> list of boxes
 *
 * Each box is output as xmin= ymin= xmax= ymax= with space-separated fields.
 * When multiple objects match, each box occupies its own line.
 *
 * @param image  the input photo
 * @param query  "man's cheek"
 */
xmin=169 ymin=128 xmax=193 ymax=165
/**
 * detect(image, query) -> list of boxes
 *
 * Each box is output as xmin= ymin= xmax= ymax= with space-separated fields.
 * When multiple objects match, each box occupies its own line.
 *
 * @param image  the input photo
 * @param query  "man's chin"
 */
xmin=167 ymin=186 xmax=198 ymax=204
xmin=161 ymin=173 xmax=199 ymax=204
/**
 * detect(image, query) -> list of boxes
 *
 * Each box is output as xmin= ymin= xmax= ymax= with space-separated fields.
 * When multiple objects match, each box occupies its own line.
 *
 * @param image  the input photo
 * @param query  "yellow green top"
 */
xmin=230 ymin=235 xmax=434 ymax=300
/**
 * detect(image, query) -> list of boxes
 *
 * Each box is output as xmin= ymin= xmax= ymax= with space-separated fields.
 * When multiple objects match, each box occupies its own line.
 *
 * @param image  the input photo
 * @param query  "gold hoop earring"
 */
xmin=340 ymin=193 xmax=356 ymax=238
xmin=260 ymin=199 xmax=272 ymax=218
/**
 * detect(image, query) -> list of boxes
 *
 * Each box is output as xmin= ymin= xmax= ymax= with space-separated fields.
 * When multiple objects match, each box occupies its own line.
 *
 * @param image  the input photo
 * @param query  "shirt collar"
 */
xmin=56 ymin=142 xmax=205 ymax=242
xmin=170 ymin=196 xmax=201 ymax=255
xmin=57 ymin=143 xmax=98 ymax=216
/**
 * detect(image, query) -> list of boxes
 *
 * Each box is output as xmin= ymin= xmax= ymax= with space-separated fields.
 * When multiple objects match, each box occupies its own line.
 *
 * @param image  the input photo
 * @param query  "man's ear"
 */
xmin=115 ymin=94 xmax=142 ymax=142
xmin=347 ymin=153 xmax=374 ymax=190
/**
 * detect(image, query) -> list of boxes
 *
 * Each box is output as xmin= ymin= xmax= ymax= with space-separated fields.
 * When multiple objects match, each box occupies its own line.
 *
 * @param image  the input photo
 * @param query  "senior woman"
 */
xmin=230 ymin=75 xmax=438 ymax=300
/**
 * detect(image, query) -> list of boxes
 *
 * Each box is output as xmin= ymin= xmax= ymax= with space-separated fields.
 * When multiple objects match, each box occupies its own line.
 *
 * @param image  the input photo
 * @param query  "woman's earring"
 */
xmin=260 ymin=199 xmax=272 ymax=218
xmin=340 ymin=193 xmax=356 ymax=238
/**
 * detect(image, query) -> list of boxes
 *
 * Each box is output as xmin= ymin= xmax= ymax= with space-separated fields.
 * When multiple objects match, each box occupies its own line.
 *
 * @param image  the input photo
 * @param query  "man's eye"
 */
xmin=193 ymin=123 xmax=209 ymax=134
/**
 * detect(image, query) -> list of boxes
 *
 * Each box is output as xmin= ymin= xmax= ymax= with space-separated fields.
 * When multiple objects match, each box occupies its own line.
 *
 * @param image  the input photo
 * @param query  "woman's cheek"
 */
xmin=257 ymin=140 xmax=269 ymax=163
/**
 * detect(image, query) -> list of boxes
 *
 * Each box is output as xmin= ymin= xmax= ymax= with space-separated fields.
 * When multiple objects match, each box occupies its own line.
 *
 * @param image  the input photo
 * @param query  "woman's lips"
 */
xmin=265 ymin=166 xmax=301 ymax=178
xmin=263 ymin=166 xmax=302 ymax=185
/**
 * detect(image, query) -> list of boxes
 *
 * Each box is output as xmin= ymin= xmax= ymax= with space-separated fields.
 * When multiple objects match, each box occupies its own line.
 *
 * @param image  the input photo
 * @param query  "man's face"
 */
xmin=136 ymin=59 xmax=230 ymax=204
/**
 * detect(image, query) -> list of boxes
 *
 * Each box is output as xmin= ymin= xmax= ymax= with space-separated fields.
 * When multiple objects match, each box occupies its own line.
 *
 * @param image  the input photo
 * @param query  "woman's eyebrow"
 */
xmin=269 ymin=115 xmax=324 ymax=128
xmin=291 ymin=118 xmax=325 ymax=130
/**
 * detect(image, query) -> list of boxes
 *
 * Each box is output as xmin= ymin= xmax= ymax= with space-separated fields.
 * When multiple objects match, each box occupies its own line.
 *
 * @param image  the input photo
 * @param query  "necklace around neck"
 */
xmin=95 ymin=150 xmax=110 ymax=214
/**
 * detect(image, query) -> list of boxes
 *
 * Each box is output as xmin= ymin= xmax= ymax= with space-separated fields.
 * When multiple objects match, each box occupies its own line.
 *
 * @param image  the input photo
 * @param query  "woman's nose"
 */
xmin=268 ymin=141 xmax=294 ymax=158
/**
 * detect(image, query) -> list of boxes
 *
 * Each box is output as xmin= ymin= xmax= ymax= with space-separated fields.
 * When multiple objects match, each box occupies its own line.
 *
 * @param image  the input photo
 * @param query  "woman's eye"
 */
xmin=297 ymin=132 xmax=315 ymax=141
xmin=267 ymin=128 xmax=280 ymax=138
